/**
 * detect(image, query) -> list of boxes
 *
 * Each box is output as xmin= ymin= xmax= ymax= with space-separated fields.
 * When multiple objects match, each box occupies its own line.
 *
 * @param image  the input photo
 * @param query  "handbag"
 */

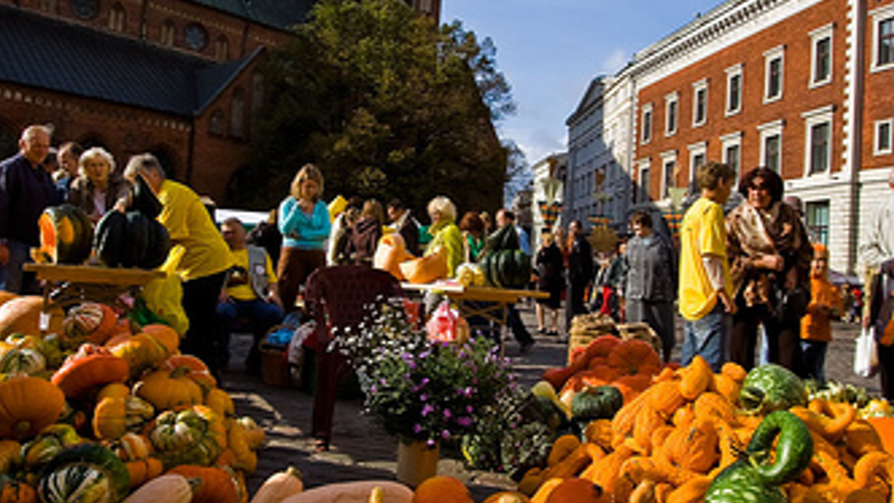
xmin=854 ymin=325 xmax=879 ymax=378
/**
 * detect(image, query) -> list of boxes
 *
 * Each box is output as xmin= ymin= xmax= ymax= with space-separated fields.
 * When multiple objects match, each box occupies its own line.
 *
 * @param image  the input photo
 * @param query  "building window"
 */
xmin=108 ymin=4 xmax=126 ymax=32
xmin=185 ymin=23 xmax=208 ymax=51
xmin=876 ymin=119 xmax=893 ymax=155
xmin=878 ymin=16 xmax=894 ymax=68
xmin=758 ymin=120 xmax=784 ymax=172
xmin=726 ymin=64 xmax=742 ymax=115
xmin=209 ymin=110 xmax=225 ymax=136
xmin=803 ymin=105 xmax=834 ymax=175
xmin=641 ymin=104 xmax=653 ymax=144
xmin=638 ymin=163 xmax=651 ymax=202
xmin=764 ymin=46 xmax=785 ymax=102
xmin=70 ymin=0 xmax=99 ymax=20
xmin=230 ymin=88 xmax=245 ymax=139
xmin=160 ymin=20 xmax=176 ymax=46
xmin=810 ymin=25 xmax=834 ymax=87
xmin=692 ymin=79 xmax=708 ymax=127
xmin=665 ymin=93 xmax=678 ymax=136
xmin=806 ymin=201 xmax=830 ymax=245
xmin=214 ymin=36 xmax=229 ymax=61
xmin=660 ymin=151 xmax=677 ymax=198
xmin=721 ymin=132 xmax=743 ymax=179
xmin=39 ymin=0 xmax=58 ymax=12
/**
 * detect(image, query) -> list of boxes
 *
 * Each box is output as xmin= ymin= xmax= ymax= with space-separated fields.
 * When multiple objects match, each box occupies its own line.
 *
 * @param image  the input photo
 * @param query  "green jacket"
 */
xmin=426 ymin=220 xmax=464 ymax=278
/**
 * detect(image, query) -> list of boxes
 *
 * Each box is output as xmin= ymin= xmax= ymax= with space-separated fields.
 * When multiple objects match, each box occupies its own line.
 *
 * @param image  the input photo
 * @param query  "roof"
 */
xmin=0 ymin=6 xmax=262 ymax=117
xmin=190 ymin=0 xmax=316 ymax=31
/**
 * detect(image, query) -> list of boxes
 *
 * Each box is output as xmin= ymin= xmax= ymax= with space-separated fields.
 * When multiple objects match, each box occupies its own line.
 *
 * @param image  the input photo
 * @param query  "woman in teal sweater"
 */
xmin=277 ymin=164 xmax=332 ymax=313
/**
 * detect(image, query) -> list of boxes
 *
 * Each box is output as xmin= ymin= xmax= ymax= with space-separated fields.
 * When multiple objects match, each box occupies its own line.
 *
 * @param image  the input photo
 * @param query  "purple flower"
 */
xmin=420 ymin=393 xmax=428 ymax=402
xmin=466 ymin=406 xmax=474 ymax=413
xmin=413 ymin=424 xmax=423 ymax=434
xmin=441 ymin=430 xmax=451 ymax=440
xmin=427 ymin=439 xmax=437 ymax=448
xmin=456 ymin=416 xmax=472 ymax=427
xmin=422 ymin=404 xmax=435 ymax=417
xmin=370 ymin=385 xmax=378 ymax=394
xmin=443 ymin=409 xmax=452 ymax=419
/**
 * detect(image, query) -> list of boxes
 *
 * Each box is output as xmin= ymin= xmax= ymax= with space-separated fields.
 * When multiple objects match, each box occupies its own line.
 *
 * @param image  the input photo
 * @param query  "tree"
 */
xmin=232 ymin=0 xmax=514 ymax=216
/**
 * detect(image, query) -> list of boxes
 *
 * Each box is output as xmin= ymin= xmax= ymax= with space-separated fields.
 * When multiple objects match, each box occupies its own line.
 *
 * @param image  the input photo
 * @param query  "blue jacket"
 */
xmin=0 ymin=153 xmax=61 ymax=246
xmin=278 ymin=198 xmax=331 ymax=250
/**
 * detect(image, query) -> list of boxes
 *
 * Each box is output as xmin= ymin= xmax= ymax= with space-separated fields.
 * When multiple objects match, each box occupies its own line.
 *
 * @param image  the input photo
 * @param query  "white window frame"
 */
xmin=764 ymin=45 xmax=785 ymax=103
xmin=692 ymin=79 xmax=708 ymax=128
xmin=659 ymin=150 xmax=677 ymax=198
xmin=725 ymin=64 xmax=743 ymax=116
xmin=870 ymin=4 xmax=894 ymax=73
xmin=810 ymin=24 xmax=834 ymax=88
xmin=802 ymin=105 xmax=835 ymax=176
xmin=758 ymin=119 xmax=784 ymax=172
xmin=665 ymin=92 xmax=679 ymax=137
xmin=875 ymin=118 xmax=893 ymax=156
xmin=721 ymin=131 xmax=744 ymax=179
xmin=641 ymin=103 xmax=653 ymax=145
xmin=636 ymin=159 xmax=651 ymax=202
xmin=688 ymin=141 xmax=707 ymax=191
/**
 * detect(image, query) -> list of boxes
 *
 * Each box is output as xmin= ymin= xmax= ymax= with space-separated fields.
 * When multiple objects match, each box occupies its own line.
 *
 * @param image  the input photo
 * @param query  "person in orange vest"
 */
xmin=801 ymin=243 xmax=843 ymax=383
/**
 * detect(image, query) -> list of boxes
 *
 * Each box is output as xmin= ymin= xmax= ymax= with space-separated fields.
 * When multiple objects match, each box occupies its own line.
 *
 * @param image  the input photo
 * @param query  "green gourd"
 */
xmin=570 ymin=385 xmax=623 ymax=421
xmin=739 ymin=364 xmax=808 ymax=415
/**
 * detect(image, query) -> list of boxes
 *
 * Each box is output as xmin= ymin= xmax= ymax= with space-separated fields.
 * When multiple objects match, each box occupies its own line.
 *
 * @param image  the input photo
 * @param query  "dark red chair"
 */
xmin=303 ymin=265 xmax=405 ymax=450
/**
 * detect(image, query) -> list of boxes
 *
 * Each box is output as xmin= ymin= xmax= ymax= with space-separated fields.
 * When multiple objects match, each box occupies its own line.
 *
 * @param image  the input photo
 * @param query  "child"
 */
xmin=800 ymin=243 xmax=843 ymax=383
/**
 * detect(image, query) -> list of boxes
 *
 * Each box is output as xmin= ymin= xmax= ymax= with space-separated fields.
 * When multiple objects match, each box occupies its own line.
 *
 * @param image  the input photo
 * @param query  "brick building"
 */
xmin=569 ymin=0 xmax=894 ymax=274
xmin=0 ymin=0 xmax=441 ymax=204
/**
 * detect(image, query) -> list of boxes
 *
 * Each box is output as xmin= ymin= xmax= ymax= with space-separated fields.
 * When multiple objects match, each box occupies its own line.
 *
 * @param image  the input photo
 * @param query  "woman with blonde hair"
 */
xmin=277 ymin=164 xmax=332 ymax=312
xmin=68 ymin=147 xmax=131 ymax=222
xmin=425 ymin=195 xmax=464 ymax=277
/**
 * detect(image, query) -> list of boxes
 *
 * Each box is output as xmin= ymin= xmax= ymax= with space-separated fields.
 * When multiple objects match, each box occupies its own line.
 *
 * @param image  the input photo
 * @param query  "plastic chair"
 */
xmin=303 ymin=265 xmax=405 ymax=449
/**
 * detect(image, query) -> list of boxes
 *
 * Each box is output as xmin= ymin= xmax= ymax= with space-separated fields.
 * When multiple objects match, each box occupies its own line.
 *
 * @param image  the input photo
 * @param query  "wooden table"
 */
xmin=401 ymin=282 xmax=548 ymax=351
xmin=24 ymin=264 xmax=165 ymax=328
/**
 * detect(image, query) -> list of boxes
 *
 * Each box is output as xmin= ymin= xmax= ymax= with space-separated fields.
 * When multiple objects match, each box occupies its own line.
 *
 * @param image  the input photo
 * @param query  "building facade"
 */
xmin=571 ymin=0 xmax=894 ymax=274
xmin=0 ymin=0 xmax=441 ymax=204
xmin=530 ymin=152 xmax=567 ymax=248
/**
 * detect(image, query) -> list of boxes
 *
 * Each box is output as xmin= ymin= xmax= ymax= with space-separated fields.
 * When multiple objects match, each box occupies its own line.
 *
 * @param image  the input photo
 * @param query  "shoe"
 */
xmin=548 ymin=329 xmax=559 ymax=336
xmin=520 ymin=340 xmax=535 ymax=355
xmin=313 ymin=438 xmax=330 ymax=452
xmin=536 ymin=328 xmax=547 ymax=335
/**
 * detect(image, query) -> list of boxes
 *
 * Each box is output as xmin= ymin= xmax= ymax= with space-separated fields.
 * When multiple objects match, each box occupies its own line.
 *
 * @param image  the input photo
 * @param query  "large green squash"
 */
xmin=481 ymin=250 xmax=531 ymax=288
xmin=37 ymin=205 xmax=93 ymax=264
xmin=739 ymin=364 xmax=808 ymax=415
xmin=93 ymin=211 xmax=170 ymax=269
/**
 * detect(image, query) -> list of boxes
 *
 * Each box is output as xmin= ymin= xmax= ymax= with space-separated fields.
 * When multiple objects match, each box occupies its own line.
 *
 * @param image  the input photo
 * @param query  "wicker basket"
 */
xmin=616 ymin=322 xmax=663 ymax=357
xmin=260 ymin=343 xmax=291 ymax=387
xmin=567 ymin=313 xmax=617 ymax=363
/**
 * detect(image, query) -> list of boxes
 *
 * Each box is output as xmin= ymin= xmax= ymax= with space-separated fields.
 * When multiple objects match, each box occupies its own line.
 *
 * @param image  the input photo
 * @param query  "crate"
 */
xmin=260 ymin=343 xmax=291 ymax=387
xmin=567 ymin=313 xmax=617 ymax=363
xmin=617 ymin=322 xmax=663 ymax=356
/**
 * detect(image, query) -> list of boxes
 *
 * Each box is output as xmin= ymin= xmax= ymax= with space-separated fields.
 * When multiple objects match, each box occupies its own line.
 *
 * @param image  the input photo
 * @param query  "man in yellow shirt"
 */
xmin=217 ymin=217 xmax=284 ymax=375
xmin=124 ymin=153 xmax=231 ymax=379
xmin=678 ymin=161 xmax=737 ymax=371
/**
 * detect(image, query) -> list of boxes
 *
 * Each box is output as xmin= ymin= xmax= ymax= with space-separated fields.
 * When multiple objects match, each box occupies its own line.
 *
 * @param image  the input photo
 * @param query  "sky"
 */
xmin=440 ymin=0 xmax=726 ymax=168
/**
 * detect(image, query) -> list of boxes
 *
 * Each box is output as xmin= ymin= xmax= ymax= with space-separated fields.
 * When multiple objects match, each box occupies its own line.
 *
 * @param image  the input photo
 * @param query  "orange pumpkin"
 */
xmin=544 ymin=478 xmax=608 ymax=503
xmin=0 ymin=476 xmax=36 ymax=503
xmin=0 ymin=296 xmax=64 ymax=337
xmin=0 ymin=291 xmax=18 ymax=310
xmin=139 ymin=324 xmax=180 ymax=355
xmin=412 ymin=475 xmax=473 ymax=503
xmin=607 ymin=340 xmax=661 ymax=377
xmin=167 ymin=465 xmax=240 ymax=503
xmin=0 ymin=375 xmax=65 ymax=441
xmin=162 ymin=355 xmax=217 ymax=392
xmin=866 ymin=417 xmax=894 ymax=455
xmin=50 ymin=344 xmax=130 ymax=399
xmin=373 ymin=233 xmax=414 ymax=281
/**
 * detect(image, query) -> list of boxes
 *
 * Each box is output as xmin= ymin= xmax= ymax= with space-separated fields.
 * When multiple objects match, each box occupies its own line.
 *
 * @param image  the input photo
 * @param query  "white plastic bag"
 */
xmin=855 ymin=325 xmax=879 ymax=378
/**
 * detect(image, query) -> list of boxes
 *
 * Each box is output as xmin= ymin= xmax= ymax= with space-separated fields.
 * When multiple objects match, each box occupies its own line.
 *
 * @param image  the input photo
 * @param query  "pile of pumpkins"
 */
xmin=518 ymin=344 xmax=894 ymax=503
xmin=0 ymin=292 xmax=266 ymax=502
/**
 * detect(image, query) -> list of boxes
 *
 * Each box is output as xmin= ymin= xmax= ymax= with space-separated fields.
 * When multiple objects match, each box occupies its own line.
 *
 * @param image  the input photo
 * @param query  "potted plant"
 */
xmin=335 ymin=300 xmax=516 ymax=486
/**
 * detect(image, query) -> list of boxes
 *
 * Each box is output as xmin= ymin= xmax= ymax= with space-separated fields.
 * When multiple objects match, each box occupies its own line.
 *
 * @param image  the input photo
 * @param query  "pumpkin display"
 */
xmin=480 ymin=249 xmax=532 ymax=289
xmin=62 ymin=303 xmax=119 ymax=345
xmin=93 ymin=211 xmax=171 ymax=269
xmin=0 ymin=296 xmax=65 ymax=337
xmin=36 ymin=205 xmax=93 ymax=265
xmin=167 ymin=465 xmax=240 ymax=503
xmin=399 ymin=247 xmax=449 ymax=284
xmin=412 ymin=475 xmax=472 ymax=503
xmin=22 ymin=424 xmax=82 ymax=471
xmin=0 ymin=347 xmax=46 ymax=376
xmin=136 ymin=324 xmax=179 ymax=356
xmin=148 ymin=406 xmax=226 ymax=468
xmin=0 ymin=475 xmax=35 ymax=503
xmin=0 ymin=440 xmax=22 ymax=475
xmin=109 ymin=334 xmax=167 ymax=378
xmin=134 ymin=367 xmax=204 ymax=411
xmin=0 ymin=375 xmax=65 ymax=441
xmin=279 ymin=481 xmax=413 ymax=503
xmin=250 ymin=466 xmax=304 ymax=503
xmin=160 ymin=354 xmax=217 ymax=392
xmin=37 ymin=443 xmax=130 ymax=503
xmin=92 ymin=396 xmax=155 ymax=440
xmin=121 ymin=474 xmax=191 ymax=503
xmin=739 ymin=364 xmax=808 ymax=415
xmin=51 ymin=344 xmax=130 ymax=399
xmin=373 ymin=233 xmax=414 ymax=281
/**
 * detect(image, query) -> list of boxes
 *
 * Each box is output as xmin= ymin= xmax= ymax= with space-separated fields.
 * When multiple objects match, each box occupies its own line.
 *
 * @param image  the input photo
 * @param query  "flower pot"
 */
xmin=396 ymin=439 xmax=439 ymax=487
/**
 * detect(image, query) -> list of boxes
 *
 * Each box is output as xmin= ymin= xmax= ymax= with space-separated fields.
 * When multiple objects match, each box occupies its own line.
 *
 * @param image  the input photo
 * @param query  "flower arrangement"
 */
xmin=335 ymin=300 xmax=516 ymax=447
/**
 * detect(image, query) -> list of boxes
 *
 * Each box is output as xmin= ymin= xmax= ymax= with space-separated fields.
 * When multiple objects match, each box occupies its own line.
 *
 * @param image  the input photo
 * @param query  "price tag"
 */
xmin=39 ymin=311 xmax=50 ymax=331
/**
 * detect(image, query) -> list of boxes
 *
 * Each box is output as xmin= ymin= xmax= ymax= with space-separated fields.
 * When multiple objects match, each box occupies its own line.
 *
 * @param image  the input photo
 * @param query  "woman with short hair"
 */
xmin=68 ymin=146 xmax=131 ymax=222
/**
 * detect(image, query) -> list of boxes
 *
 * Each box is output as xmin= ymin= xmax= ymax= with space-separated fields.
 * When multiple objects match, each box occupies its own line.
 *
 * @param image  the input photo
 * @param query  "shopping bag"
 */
xmin=141 ymin=245 xmax=189 ymax=335
xmin=425 ymin=300 xmax=469 ymax=345
xmin=854 ymin=325 xmax=879 ymax=378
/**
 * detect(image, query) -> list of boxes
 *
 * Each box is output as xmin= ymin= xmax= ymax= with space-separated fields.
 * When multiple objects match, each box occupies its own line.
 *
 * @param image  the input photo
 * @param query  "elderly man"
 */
xmin=859 ymin=166 xmax=894 ymax=399
xmin=217 ymin=217 xmax=284 ymax=375
xmin=0 ymin=125 xmax=61 ymax=293
xmin=124 ymin=153 xmax=231 ymax=379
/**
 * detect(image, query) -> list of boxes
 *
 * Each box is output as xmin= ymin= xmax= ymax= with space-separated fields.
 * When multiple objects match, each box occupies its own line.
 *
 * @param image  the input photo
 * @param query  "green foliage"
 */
xmin=234 ymin=0 xmax=513 ymax=214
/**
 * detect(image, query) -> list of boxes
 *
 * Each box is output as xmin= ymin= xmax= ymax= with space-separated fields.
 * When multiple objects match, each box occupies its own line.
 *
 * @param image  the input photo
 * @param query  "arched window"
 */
xmin=214 ymin=36 xmax=229 ymax=61
xmin=160 ymin=20 xmax=176 ymax=47
xmin=108 ymin=3 xmax=126 ymax=32
xmin=209 ymin=110 xmax=225 ymax=136
xmin=230 ymin=88 xmax=245 ymax=139
xmin=39 ymin=0 xmax=58 ymax=13
xmin=251 ymin=72 xmax=264 ymax=114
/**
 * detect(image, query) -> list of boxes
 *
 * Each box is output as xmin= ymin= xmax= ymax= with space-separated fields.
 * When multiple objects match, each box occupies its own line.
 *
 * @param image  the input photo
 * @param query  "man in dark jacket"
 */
xmin=0 ymin=125 xmax=61 ymax=293
xmin=566 ymin=220 xmax=594 ymax=330
xmin=387 ymin=199 xmax=421 ymax=256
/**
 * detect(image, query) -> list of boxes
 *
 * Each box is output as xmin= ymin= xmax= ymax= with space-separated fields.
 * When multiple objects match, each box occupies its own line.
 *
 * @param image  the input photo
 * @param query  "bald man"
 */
xmin=0 ymin=125 xmax=61 ymax=293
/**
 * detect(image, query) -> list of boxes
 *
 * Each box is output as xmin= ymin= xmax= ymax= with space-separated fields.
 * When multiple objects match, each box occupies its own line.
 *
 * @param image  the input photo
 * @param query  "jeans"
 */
xmin=801 ymin=339 xmax=828 ymax=383
xmin=2 ymin=241 xmax=38 ymax=294
xmin=681 ymin=303 xmax=729 ymax=372
xmin=217 ymin=298 xmax=284 ymax=372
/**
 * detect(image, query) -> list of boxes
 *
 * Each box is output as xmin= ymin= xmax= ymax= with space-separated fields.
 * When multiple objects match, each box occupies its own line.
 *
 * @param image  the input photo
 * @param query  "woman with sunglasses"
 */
xmin=726 ymin=167 xmax=813 ymax=375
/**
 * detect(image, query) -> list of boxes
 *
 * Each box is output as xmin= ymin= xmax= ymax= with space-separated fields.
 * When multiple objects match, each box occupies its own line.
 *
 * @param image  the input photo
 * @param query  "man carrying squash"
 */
xmin=123 ymin=153 xmax=232 ymax=380
xmin=217 ymin=217 xmax=284 ymax=375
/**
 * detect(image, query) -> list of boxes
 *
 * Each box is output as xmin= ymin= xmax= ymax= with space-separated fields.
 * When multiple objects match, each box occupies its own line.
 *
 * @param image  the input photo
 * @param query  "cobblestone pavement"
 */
xmin=223 ymin=302 xmax=877 ymax=500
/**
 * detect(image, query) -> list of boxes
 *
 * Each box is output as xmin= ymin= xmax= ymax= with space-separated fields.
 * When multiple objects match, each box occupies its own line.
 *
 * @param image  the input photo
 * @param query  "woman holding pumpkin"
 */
xmin=277 ymin=164 xmax=332 ymax=313
xmin=726 ymin=167 xmax=813 ymax=375
xmin=424 ymin=196 xmax=464 ymax=278
xmin=67 ymin=147 xmax=131 ymax=223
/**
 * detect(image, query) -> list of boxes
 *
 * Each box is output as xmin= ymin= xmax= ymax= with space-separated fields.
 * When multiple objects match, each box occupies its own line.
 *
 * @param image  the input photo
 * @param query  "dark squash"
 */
xmin=93 ymin=211 xmax=170 ymax=269
xmin=37 ymin=205 xmax=93 ymax=265
xmin=94 ymin=211 xmax=127 ymax=268
xmin=131 ymin=174 xmax=162 ymax=219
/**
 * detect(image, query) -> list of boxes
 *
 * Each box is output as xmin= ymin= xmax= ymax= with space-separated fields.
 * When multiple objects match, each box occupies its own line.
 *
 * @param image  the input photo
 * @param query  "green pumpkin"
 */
xmin=571 ymin=385 xmax=624 ymax=421
xmin=93 ymin=211 xmax=170 ymax=269
xmin=37 ymin=205 xmax=93 ymax=264
xmin=149 ymin=408 xmax=223 ymax=468
xmin=739 ymin=364 xmax=808 ymax=415
xmin=0 ymin=347 xmax=46 ymax=375
xmin=37 ymin=443 xmax=129 ymax=503
xmin=93 ymin=211 xmax=127 ymax=268
xmin=705 ymin=410 xmax=813 ymax=503
xmin=481 ymin=250 xmax=532 ymax=289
